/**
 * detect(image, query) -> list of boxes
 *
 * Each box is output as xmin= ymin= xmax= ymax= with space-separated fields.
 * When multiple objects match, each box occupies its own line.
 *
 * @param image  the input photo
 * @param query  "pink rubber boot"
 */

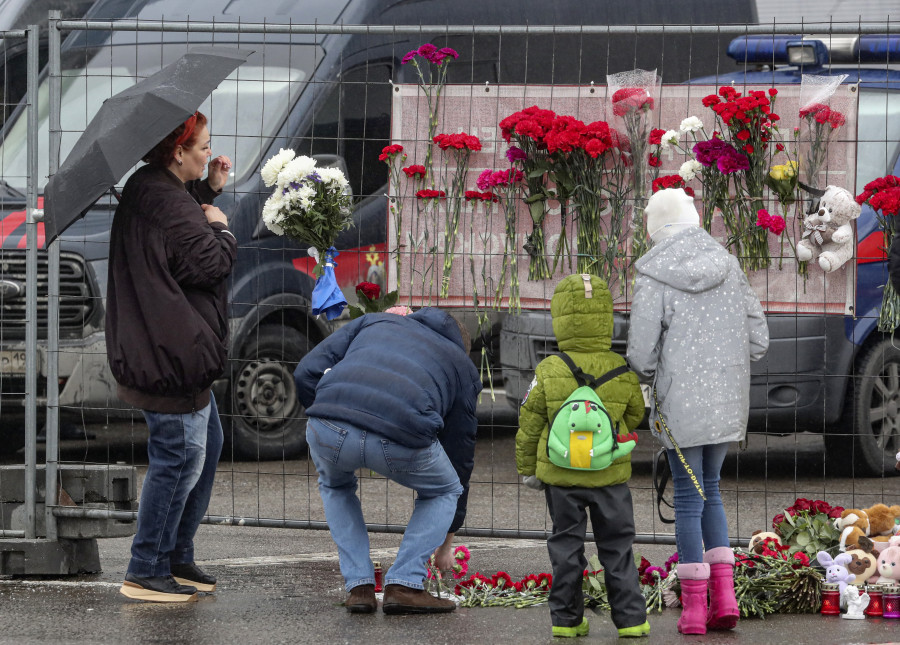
xmin=676 ymin=562 xmax=710 ymax=635
xmin=704 ymin=547 xmax=739 ymax=630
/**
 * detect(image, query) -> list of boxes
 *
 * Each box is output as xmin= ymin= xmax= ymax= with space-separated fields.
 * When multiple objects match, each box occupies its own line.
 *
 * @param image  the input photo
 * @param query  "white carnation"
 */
xmin=261 ymin=196 xmax=285 ymax=235
xmin=679 ymin=116 xmax=703 ymax=133
xmin=279 ymin=155 xmax=318 ymax=187
xmin=317 ymin=167 xmax=349 ymax=187
xmin=679 ymin=159 xmax=703 ymax=182
xmin=659 ymin=130 xmax=681 ymax=151
xmin=261 ymin=148 xmax=296 ymax=187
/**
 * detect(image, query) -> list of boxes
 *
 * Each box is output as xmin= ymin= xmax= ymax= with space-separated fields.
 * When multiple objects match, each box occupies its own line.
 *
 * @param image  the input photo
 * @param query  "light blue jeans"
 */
xmin=667 ymin=442 xmax=731 ymax=564
xmin=307 ymin=417 xmax=463 ymax=591
xmin=129 ymin=397 xmax=223 ymax=577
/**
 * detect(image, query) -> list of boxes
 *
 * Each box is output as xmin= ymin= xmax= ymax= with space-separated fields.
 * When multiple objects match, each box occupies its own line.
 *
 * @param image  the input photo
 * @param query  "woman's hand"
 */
xmin=207 ymin=155 xmax=233 ymax=192
xmin=201 ymin=203 xmax=228 ymax=226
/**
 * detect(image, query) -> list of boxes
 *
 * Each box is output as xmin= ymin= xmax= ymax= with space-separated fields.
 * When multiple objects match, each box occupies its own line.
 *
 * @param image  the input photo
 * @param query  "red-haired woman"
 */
xmin=106 ymin=111 xmax=237 ymax=602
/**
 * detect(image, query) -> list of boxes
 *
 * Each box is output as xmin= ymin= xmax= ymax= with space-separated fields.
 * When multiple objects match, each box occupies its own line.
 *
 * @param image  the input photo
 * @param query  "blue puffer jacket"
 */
xmin=294 ymin=308 xmax=482 ymax=532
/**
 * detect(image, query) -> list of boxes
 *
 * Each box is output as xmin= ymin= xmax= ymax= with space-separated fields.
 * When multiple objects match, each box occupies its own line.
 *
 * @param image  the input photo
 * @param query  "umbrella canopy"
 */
xmin=43 ymin=46 xmax=253 ymax=243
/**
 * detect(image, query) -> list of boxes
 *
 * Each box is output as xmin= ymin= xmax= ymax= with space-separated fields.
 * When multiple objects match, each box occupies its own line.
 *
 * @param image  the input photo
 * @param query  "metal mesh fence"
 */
xmin=1 ymin=9 xmax=900 ymax=549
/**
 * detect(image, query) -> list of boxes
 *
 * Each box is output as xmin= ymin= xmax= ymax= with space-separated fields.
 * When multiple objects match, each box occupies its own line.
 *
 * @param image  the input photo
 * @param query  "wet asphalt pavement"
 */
xmin=2 ymin=393 xmax=900 ymax=643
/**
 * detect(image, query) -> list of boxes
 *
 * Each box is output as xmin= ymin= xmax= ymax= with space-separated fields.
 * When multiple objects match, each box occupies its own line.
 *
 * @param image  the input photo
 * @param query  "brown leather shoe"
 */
xmin=382 ymin=584 xmax=456 ymax=614
xmin=345 ymin=584 xmax=377 ymax=614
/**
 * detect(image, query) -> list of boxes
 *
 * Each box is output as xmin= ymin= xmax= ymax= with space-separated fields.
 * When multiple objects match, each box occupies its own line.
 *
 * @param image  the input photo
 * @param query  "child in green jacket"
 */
xmin=516 ymin=274 xmax=649 ymax=639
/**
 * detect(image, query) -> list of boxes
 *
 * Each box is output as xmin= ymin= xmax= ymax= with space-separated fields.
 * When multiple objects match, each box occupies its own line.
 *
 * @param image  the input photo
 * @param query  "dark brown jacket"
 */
xmin=105 ymin=164 xmax=237 ymax=413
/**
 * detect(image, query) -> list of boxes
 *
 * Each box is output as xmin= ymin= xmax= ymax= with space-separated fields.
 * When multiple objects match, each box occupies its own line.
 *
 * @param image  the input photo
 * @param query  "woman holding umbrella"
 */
xmin=106 ymin=111 xmax=238 ymax=602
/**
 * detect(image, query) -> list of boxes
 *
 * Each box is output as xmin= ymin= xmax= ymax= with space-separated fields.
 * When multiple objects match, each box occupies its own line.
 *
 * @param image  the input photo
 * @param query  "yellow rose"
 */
xmin=769 ymin=166 xmax=784 ymax=181
xmin=783 ymin=161 xmax=798 ymax=178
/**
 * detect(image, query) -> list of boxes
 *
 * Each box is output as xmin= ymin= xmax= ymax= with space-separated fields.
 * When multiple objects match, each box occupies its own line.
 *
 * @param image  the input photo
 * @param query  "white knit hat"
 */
xmin=645 ymin=188 xmax=700 ymax=241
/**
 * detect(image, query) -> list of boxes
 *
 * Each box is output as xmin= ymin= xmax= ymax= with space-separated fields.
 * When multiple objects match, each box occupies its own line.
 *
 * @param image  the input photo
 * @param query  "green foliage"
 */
xmin=347 ymin=288 xmax=399 ymax=319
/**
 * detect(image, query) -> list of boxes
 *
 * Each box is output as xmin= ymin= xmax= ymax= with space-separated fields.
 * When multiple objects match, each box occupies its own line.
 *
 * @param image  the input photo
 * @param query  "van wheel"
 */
xmin=225 ymin=325 xmax=310 ymax=461
xmin=825 ymin=338 xmax=900 ymax=476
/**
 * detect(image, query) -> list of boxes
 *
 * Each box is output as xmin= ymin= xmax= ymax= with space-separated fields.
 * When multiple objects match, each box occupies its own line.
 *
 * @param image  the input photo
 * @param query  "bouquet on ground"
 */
xmin=261 ymin=148 xmax=353 ymax=319
xmin=770 ymin=497 xmax=844 ymax=558
xmin=856 ymin=175 xmax=900 ymax=330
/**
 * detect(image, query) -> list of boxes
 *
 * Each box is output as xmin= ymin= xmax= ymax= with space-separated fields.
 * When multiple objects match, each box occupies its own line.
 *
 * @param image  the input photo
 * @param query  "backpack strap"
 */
xmin=557 ymin=353 xmax=630 ymax=390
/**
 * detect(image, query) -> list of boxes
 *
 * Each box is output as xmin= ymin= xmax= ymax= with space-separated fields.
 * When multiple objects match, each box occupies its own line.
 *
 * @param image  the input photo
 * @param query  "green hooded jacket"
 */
xmin=516 ymin=274 xmax=646 ymax=488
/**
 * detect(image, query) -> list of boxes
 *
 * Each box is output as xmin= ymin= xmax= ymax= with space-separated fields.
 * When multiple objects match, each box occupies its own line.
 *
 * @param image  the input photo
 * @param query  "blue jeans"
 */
xmin=128 ymin=397 xmax=224 ymax=577
xmin=667 ymin=442 xmax=730 ymax=564
xmin=306 ymin=417 xmax=463 ymax=592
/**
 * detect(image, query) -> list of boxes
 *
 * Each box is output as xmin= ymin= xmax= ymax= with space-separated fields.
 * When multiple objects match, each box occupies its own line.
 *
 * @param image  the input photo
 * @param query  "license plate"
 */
xmin=0 ymin=350 xmax=27 ymax=374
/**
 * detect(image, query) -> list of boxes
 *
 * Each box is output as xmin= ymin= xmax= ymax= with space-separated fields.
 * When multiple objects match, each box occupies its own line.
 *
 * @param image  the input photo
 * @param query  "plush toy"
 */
xmin=833 ymin=504 xmax=900 ymax=552
xmin=844 ymin=549 xmax=878 ymax=586
xmin=795 ymin=185 xmax=861 ymax=272
xmin=817 ymin=551 xmax=855 ymax=594
xmin=874 ymin=536 xmax=900 ymax=584
xmin=748 ymin=530 xmax=782 ymax=555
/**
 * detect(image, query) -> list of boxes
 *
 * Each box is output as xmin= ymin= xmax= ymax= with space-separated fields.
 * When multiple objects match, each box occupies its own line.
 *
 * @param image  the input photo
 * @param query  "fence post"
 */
xmin=21 ymin=22 xmax=41 ymax=541
xmin=44 ymin=9 xmax=63 ymax=542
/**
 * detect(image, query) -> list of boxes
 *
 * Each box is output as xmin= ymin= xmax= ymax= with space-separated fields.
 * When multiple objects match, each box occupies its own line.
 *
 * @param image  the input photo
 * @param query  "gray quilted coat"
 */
xmin=626 ymin=227 xmax=770 ymax=449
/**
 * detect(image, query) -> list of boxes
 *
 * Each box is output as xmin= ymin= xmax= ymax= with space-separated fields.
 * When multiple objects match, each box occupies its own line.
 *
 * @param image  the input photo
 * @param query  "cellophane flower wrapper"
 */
xmin=607 ymin=68 xmax=661 ymax=264
xmin=798 ymin=74 xmax=851 ymax=190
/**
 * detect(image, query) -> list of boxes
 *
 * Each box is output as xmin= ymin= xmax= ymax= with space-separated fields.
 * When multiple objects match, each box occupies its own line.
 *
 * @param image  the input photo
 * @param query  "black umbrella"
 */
xmin=43 ymin=46 xmax=253 ymax=243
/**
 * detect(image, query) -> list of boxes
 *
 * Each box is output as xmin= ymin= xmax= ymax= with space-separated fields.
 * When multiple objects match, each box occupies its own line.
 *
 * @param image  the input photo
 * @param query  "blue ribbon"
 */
xmin=310 ymin=246 xmax=347 ymax=320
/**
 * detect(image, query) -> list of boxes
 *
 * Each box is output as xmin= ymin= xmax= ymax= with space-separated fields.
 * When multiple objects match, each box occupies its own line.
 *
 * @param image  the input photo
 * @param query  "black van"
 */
xmin=0 ymin=0 xmax=757 ymax=458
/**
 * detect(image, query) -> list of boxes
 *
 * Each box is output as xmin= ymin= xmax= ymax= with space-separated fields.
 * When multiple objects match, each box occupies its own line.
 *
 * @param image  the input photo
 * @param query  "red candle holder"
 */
xmin=865 ymin=584 xmax=884 ymax=617
xmin=883 ymin=584 xmax=900 ymax=619
xmin=820 ymin=583 xmax=841 ymax=615
xmin=373 ymin=561 xmax=384 ymax=593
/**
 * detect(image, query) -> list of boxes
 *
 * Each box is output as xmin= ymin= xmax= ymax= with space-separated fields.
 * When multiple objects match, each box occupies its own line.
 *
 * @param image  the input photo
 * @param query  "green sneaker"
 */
xmin=618 ymin=620 xmax=650 ymax=638
xmin=552 ymin=617 xmax=589 ymax=638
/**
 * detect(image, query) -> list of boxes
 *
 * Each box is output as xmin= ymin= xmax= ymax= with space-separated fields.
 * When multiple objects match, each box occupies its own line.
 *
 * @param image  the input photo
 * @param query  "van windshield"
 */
xmin=857 ymin=88 xmax=900 ymax=192
xmin=0 ymin=43 xmax=319 ymax=192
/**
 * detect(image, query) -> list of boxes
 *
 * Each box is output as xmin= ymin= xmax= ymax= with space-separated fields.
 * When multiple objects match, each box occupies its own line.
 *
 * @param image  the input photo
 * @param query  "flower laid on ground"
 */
xmin=798 ymin=73 xmax=850 ymax=188
xmin=381 ymin=145 xmax=408 ymax=269
xmin=433 ymin=132 xmax=482 ymax=298
xmin=856 ymin=175 xmax=900 ymax=330
xmin=401 ymin=43 xmax=459 ymax=178
xmin=636 ymin=554 xmax=677 ymax=613
xmin=608 ymin=69 xmax=661 ymax=263
xmin=733 ymin=550 xmax=821 ymax=617
xmin=499 ymin=106 xmax=557 ymax=280
xmin=771 ymin=497 xmax=844 ymax=558
xmin=346 ymin=280 xmax=399 ymax=319
xmin=260 ymin=148 xmax=353 ymax=268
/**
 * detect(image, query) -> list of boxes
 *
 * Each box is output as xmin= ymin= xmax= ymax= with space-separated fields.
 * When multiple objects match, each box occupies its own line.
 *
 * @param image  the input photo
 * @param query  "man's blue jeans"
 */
xmin=306 ymin=417 xmax=463 ymax=591
xmin=667 ymin=442 xmax=731 ymax=564
xmin=128 ymin=397 xmax=224 ymax=577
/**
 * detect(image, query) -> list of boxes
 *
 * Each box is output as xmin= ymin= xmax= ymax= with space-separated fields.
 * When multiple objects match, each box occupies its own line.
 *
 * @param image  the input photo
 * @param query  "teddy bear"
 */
xmin=748 ymin=530 xmax=783 ymax=555
xmin=874 ymin=536 xmax=900 ymax=584
xmin=844 ymin=548 xmax=878 ymax=586
xmin=795 ymin=185 xmax=861 ymax=272
xmin=833 ymin=503 xmax=900 ymax=552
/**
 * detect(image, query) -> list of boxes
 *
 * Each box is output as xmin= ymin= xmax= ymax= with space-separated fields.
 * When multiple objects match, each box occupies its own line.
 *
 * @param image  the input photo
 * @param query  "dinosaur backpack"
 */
xmin=547 ymin=354 xmax=638 ymax=470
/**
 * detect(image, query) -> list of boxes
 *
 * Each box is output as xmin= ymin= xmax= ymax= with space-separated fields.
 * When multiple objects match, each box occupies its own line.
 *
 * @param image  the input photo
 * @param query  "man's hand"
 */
xmin=207 ymin=155 xmax=233 ymax=192
xmin=430 ymin=532 xmax=455 ymax=571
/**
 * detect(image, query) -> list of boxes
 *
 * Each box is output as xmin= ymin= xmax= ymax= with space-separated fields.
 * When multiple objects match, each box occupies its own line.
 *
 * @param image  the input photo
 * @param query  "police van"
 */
xmin=499 ymin=33 xmax=900 ymax=476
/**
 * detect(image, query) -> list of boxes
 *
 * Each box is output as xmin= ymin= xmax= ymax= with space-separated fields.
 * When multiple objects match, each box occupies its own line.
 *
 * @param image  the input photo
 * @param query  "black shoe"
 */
xmin=171 ymin=562 xmax=217 ymax=592
xmin=120 ymin=573 xmax=198 ymax=603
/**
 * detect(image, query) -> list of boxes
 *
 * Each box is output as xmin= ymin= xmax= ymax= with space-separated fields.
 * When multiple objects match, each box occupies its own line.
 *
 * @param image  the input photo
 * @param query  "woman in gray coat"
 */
xmin=627 ymin=188 xmax=769 ymax=635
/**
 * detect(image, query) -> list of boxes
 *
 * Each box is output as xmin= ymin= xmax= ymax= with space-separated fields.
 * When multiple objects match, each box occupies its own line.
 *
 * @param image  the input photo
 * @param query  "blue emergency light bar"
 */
xmin=728 ymin=34 xmax=900 ymax=66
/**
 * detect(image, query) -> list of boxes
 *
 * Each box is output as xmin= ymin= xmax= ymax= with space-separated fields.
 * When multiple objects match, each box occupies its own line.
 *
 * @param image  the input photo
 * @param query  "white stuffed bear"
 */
xmin=795 ymin=185 xmax=861 ymax=272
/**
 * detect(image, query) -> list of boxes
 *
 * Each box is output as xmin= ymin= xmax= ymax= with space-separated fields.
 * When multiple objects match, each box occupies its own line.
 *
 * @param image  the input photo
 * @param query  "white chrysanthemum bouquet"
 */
xmin=260 ymin=148 xmax=354 ymax=273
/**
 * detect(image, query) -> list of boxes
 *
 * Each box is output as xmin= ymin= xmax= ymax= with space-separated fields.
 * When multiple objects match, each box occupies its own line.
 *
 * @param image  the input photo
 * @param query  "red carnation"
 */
xmin=649 ymin=128 xmax=666 ymax=145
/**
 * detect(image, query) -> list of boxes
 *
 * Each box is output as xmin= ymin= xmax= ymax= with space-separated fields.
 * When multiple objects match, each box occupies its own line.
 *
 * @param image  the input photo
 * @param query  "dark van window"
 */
xmin=294 ymin=62 xmax=392 ymax=200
